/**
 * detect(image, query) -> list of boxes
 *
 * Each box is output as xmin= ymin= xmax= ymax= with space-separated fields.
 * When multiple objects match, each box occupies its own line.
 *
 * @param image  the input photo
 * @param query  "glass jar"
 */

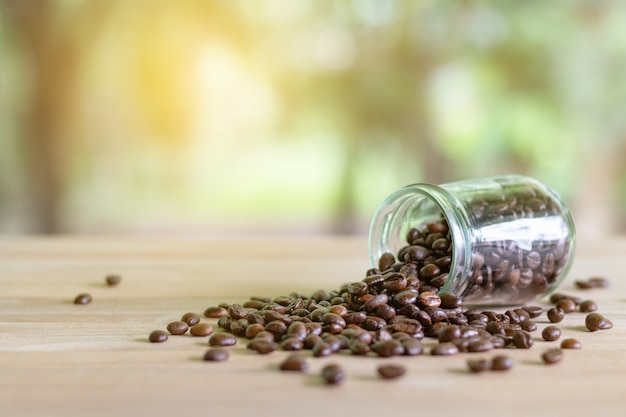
xmin=368 ymin=175 xmax=576 ymax=305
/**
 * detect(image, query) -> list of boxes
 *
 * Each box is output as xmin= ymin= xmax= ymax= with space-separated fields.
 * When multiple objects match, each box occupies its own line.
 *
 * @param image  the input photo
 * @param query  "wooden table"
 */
xmin=1 ymin=237 xmax=625 ymax=417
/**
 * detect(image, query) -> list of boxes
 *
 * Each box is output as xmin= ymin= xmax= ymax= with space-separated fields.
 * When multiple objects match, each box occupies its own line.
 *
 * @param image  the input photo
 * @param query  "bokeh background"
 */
xmin=1 ymin=0 xmax=625 ymax=237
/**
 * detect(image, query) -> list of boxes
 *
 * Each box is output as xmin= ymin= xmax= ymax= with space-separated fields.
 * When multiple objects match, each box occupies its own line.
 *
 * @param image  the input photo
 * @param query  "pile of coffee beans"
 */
xmin=146 ymin=252 xmax=611 ymax=385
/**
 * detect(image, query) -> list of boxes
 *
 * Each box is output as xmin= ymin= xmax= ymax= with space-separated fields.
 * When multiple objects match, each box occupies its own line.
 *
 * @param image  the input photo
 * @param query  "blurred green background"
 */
xmin=1 ymin=0 xmax=625 ymax=236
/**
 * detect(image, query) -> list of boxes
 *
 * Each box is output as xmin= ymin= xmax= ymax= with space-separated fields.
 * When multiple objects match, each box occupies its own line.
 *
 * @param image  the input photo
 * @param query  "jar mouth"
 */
xmin=368 ymin=183 xmax=472 ymax=295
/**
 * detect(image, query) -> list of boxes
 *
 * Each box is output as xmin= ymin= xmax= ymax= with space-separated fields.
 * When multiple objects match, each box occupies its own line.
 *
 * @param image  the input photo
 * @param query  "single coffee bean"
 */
xmin=74 ymin=293 xmax=92 ymax=305
xmin=520 ymin=320 xmax=538 ymax=332
xmin=438 ymin=325 xmax=461 ymax=343
xmin=245 ymin=323 xmax=266 ymax=339
xmin=585 ymin=312 xmax=613 ymax=332
xmin=372 ymin=339 xmax=404 ymax=357
xmin=522 ymin=305 xmax=543 ymax=318
xmin=279 ymin=354 xmax=308 ymax=371
xmin=204 ymin=306 xmax=228 ymax=318
xmin=491 ymin=355 xmax=514 ymax=371
xmin=377 ymin=364 xmax=406 ymax=380
xmin=312 ymin=342 xmax=333 ymax=357
xmin=555 ymin=299 xmax=576 ymax=313
xmin=467 ymin=339 xmax=494 ymax=353
xmin=541 ymin=348 xmax=564 ymax=365
xmin=148 ymin=330 xmax=168 ymax=343
xmin=247 ymin=338 xmax=278 ymax=354
xmin=321 ymin=364 xmax=345 ymax=385
xmin=467 ymin=358 xmax=491 ymax=373
xmin=167 ymin=320 xmax=189 ymax=335
xmin=547 ymin=307 xmax=565 ymax=323
xmin=281 ymin=337 xmax=304 ymax=351
xmin=431 ymin=342 xmax=459 ymax=356
xmin=209 ymin=332 xmax=237 ymax=346
xmin=378 ymin=252 xmax=396 ymax=271
xmin=105 ymin=274 xmax=121 ymax=286
xmin=203 ymin=348 xmax=229 ymax=362
xmin=401 ymin=339 xmax=424 ymax=356
xmin=575 ymin=277 xmax=609 ymax=289
xmin=541 ymin=326 xmax=561 ymax=342
xmin=253 ymin=331 xmax=276 ymax=343
xmin=190 ymin=323 xmax=214 ymax=337
xmin=560 ymin=338 xmax=582 ymax=349
xmin=181 ymin=312 xmax=201 ymax=326
xmin=579 ymin=300 xmax=598 ymax=313
xmin=512 ymin=331 xmax=534 ymax=349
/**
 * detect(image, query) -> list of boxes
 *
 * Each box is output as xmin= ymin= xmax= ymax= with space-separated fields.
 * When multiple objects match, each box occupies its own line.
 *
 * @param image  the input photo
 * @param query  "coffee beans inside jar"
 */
xmin=369 ymin=175 xmax=575 ymax=305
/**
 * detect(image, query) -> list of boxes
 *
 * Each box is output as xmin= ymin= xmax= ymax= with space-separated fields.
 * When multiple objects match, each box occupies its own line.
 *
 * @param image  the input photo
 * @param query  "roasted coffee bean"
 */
xmin=467 ymin=358 xmax=491 ymax=373
xmin=547 ymin=308 xmax=565 ymax=323
xmin=312 ymin=342 xmax=333 ymax=357
xmin=377 ymin=364 xmax=406 ymax=380
xmin=419 ymin=264 xmax=441 ymax=280
xmin=486 ymin=321 xmax=506 ymax=336
xmin=491 ymin=355 xmax=514 ymax=371
xmin=167 ymin=321 xmax=189 ymax=335
xmin=401 ymin=339 xmax=424 ymax=356
xmin=189 ymin=323 xmax=214 ymax=337
xmin=344 ymin=312 xmax=367 ymax=325
xmin=243 ymin=300 xmax=265 ymax=310
xmin=105 ymin=274 xmax=121 ymax=286
xmin=363 ymin=294 xmax=389 ymax=312
xmin=328 ymin=305 xmax=348 ymax=316
xmin=541 ymin=348 xmax=564 ymax=365
xmin=247 ymin=338 xmax=278 ymax=354
xmin=281 ymin=337 xmax=303 ymax=351
xmin=439 ymin=292 xmax=462 ymax=309
xmin=204 ymin=306 xmax=228 ymax=318
xmin=181 ymin=312 xmax=200 ymax=326
xmin=265 ymin=320 xmax=288 ymax=338
xmin=209 ymin=332 xmax=237 ymax=346
xmin=438 ymin=325 xmax=461 ymax=343
xmin=555 ymin=299 xmax=576 ymax=313
xmin=431 ymin=343 xmax=459 ymax=356
xmin=74 ymin=293 xmax=92 ymax=305
xmin=322 ymin=335 xmax=344 ymax=352
xmin=378 ymin=252 xmax=396 ymax=271
xmin=541 ymin=326 xmax=561 ymax=341
xmin=512 ymin=331 xmax=534 ymax=349
xmin=245 ymin=323 xmax=265 ymax=339
xmin=490 ymin=335 xmax=509 ymax=349
xmin=585 ymin=312 xmax=613 ymax=332
xmin=227 ymin=304 xmax=247 ymax=320
xmin=148 ymin=330 xmax=168 ymax=343
xmin=418 ymin=292 xmax=442 ymax=308
xmin=253 ymin=331 xmax=275 ymax=343
xmin=560 ymin=338 xmax=582 ymax=349
xmin=321 ymin=364 xmax=345 ymax=385
xmin=203 ymin=348 xmax=229 ymax=362
xmin=575 ymin=277 xmax=609 ymax=289
xmin=579 ymin=300 xmax=598 ymax=313
xmin=349 ymin=339 xmax=371 ymax=355
xmin=520 ymin=320 xmax=537 ymax=332
xmin=279 ymin=354 xmax=308 ymax=372
xmin=522 ymin=305 xmax=543 ymax=318
xmin=372 ymin=339 xmax=404 ymax=357
xmin=467 ymin=339 xmax=494 ymax=353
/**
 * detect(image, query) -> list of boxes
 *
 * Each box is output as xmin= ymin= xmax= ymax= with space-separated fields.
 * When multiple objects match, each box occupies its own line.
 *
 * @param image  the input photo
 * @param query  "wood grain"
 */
xmin=1 ymin=237 xmax=625 ymax=417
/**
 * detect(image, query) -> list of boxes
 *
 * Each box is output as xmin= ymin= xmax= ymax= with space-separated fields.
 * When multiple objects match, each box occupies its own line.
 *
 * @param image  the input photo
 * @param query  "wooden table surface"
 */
xmin=1 ymin=236 xmax=625 ymax=417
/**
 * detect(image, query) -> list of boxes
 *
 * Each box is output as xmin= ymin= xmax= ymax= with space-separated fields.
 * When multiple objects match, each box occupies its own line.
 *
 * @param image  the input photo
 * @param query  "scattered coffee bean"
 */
xmin=203 ymin=348 xmax=229 ymax=362
xmin=321 ymin=364 xmax=344 ymax=385
xmin=560 ymin=338 xmax=582 ymax=349
xmin=167 ymin=320 xmax=189 ymax=335
xmin=279 ymin=354 xmax=308 ymax=371
xmin=431 ymin=342 xmax=459 ymax=356
xmin=204 ymin=306 xmax=228 ymax=318
xmin=401 ymin=339 xmax=424 ymax=356
xmin=247 ymin=339 xmax=278 ymax=354
xmin=512 ymin=331 xmax=534 ymax=349
xmin=541 ymin=326 xmax=561 ymax=342
xmin=209 ymin=332 xmax=237 ymax=346
xmin=579 ymin=300 xmax=597 ymax=313
xmin=181 ymin=312 xmax=201 ymax=326
xmin=377 ymin=364 xmax=406 ymax=380
xmin=555 ymin=299 xmax=576 ymax=313
xmin=467 ymin=358 xmax=491 ymax=373
xmin=105 ymin=274 xmax=121 ymax=286
xmin=547 ymin=308 xmax=565 ymax=323
xmin=148 ymin=330 xmax=168 ymax=343
xmin=585 ymin=313 xmax=613 ymax=332
xmin=541 ymin=348 xmax=563 ymax=365
xmin=575 ymin=277 xmax=609 ymax=289
xmin=491 ymin=355 xmax=514 ymax=371
xmin=190 ymin=323 xmax=214 ymax=337
xmin=74 ymin=293 xmax=92 ymax=305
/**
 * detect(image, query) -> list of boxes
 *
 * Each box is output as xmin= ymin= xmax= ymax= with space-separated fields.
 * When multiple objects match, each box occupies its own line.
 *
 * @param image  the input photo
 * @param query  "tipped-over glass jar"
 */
xmin=368 ymin=175 xmax=576 ymax=305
